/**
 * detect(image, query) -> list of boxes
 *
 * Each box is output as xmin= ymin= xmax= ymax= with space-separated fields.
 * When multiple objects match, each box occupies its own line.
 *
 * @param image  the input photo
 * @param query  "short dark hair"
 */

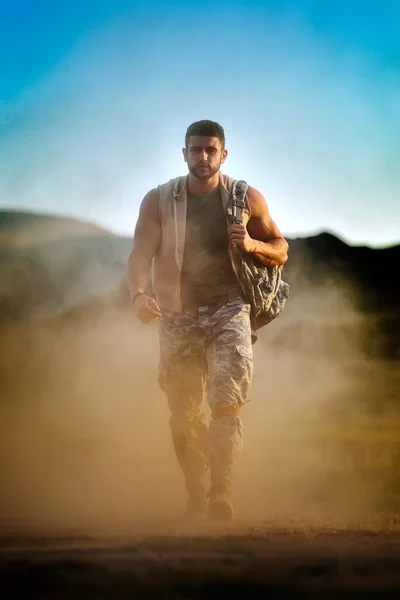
xmin=185 ymin=120 xmax=225 ymax=148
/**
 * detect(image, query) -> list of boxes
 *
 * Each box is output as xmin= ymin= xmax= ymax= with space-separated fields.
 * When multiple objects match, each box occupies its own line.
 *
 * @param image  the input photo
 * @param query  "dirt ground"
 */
xmin=2 ymin=523 xmax=400 ymax=598
xmin=1 ymin=287 xmax=399 ymax=598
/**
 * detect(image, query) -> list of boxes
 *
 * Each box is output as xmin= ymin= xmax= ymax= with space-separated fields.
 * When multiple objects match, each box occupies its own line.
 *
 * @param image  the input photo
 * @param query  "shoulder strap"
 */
xmin=227 ymin=179 xmax=248 ymax=224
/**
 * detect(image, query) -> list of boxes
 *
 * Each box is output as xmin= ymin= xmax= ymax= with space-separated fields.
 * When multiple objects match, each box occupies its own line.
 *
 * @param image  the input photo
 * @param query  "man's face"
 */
xmin=183 ymin=136 xmax=228 ymax=180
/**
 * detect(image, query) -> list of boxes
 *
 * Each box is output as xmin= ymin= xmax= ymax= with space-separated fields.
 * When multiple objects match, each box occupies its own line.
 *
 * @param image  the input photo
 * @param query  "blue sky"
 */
xmin=0 ymin=0 xmax=399 ymax=246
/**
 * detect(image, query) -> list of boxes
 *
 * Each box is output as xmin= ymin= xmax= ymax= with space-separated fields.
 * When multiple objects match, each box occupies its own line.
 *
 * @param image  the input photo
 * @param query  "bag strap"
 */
xmin=227 ymin=179 xmax=248 ymax=224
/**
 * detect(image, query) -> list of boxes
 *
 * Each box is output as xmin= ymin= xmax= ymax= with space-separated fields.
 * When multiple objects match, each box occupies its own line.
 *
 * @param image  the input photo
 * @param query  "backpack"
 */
xmin=227 ymin=179 xmax=290 ymax=331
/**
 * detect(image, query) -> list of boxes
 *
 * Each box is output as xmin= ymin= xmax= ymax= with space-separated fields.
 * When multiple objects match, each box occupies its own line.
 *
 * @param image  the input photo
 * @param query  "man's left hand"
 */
xmin=228 ymin=224 xmax=256 ymax=253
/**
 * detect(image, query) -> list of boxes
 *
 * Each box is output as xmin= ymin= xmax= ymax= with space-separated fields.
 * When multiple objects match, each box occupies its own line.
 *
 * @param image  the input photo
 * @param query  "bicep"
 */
xmin=246 ymin=187 xmax=285 ymax=242
xmin=132 ymin=189 xmax=161 ymax=259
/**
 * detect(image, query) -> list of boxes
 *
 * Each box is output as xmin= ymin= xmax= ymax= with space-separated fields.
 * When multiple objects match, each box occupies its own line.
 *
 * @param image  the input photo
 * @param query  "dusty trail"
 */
xmin=2 ymin=527 xmax=400 ymax=598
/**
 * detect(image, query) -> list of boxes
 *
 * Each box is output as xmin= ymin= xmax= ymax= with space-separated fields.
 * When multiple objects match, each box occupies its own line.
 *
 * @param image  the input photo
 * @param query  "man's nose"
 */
xmin=199 ymin=149 xmax=208 ymax=161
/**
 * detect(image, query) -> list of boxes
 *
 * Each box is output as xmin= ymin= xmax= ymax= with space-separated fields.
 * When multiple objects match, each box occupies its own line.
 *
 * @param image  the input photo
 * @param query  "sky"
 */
xmin=0 ymin=0 xmax=399 ymax=247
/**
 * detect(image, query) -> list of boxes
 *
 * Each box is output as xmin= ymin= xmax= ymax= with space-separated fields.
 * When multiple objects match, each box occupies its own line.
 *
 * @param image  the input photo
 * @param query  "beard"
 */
xmin=188 ymin=161 xmax=221 ymax=180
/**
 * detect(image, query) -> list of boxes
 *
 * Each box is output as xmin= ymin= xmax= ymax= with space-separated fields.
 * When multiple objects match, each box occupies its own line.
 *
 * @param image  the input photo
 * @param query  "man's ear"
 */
xmin=221 ymin=148 xmax=228 ymax=164
xmin=182 ymin=147 xmax=188 ymax=163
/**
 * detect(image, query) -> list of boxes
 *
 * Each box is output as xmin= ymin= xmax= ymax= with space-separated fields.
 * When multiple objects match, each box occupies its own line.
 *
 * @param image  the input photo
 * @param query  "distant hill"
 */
xmin=0 ymin=210 xmax=398 ymax=358
xmin=0 ymin=209 xmax=107 ymax=247
xmin=0 ymin=210 xmax=131 ymax=319
xmin=285 ymin=231 xmax=399 ymax=313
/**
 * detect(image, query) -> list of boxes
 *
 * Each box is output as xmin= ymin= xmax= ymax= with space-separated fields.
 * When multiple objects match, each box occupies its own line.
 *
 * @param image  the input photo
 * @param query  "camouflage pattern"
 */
xmin=228 ymin=179 xmax=290 ymax=334
xmin=158 ymin=296 xmax=253 ymax=495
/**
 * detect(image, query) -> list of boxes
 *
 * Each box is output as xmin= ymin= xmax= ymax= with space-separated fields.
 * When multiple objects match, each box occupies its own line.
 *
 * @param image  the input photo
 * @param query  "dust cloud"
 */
xmin=0 ymin=265 xmax=397 ymax=539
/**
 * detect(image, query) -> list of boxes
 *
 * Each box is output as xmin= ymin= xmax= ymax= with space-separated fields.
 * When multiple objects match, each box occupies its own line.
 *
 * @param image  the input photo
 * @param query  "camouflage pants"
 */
xmin=158 ymin=297 xmax=253 ymax=495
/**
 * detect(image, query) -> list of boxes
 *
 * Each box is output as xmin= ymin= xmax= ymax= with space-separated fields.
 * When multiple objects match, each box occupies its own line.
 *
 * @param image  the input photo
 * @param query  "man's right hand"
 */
xmin=133 ymin=294 xmax=163 ymax=323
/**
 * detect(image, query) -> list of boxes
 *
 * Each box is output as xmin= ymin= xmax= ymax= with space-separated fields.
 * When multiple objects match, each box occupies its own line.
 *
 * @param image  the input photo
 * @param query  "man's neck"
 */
xmin=187 ymin=172 xmax=220 ymax=197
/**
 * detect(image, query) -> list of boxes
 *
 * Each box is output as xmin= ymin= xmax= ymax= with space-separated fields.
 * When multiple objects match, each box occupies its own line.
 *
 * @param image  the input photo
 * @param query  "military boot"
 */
xmin=208 ymin=485 xmax=234 ymax=521
xmin=186 ymin=485 xmax=208 ymax=519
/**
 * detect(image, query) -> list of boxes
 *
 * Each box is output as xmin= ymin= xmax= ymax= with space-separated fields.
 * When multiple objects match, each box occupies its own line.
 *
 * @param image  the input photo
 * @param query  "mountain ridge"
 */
xmin=1 ymin=208 xmax=397 ymax=251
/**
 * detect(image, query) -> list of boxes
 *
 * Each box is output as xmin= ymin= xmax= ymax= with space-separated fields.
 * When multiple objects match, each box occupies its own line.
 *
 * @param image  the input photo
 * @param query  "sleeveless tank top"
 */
xmin=180 ymin=186 xmax=242 ymax=308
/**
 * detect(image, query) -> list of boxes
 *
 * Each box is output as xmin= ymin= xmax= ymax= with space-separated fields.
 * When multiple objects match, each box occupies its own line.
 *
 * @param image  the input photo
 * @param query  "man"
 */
xmin=127 ymin=120 xmax=288 ymax=521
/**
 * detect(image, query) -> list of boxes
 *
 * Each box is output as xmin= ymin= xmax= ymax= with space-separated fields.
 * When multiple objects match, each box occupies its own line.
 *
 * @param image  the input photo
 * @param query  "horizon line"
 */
xmin=0 ymin=205 xmax=398 ymax=251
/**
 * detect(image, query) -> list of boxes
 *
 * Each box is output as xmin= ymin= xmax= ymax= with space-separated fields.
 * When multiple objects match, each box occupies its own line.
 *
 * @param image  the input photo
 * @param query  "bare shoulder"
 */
xmin=139 ymin=187 xmax=160 ymax=220
xmin=246 ymin=185 xmax=270 ymax=217
xmin=133 ymin=187 xmax=161 ymax=246
xmin=245 ymin=185 xmax=287 ymax=247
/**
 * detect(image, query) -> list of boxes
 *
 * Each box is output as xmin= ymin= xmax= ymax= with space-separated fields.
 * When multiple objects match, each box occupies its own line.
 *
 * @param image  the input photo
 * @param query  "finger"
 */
xmin=140 ymin=308 xmax=162 ymax=323
xmin=147 ymin=313 xmax=163 ymax=321
xmin=141 ymin=314 xmax=161 ymax=324
xmin=147 ymin=298 xmax=162 ymax=312
xmin=146 ymin=307 xmax=163 ymax=319
xmin=140 ymin=300 xmax=162 ymax=316
xmin=229 ymin=226 xmax=245 ymax=234
xmin=147 ymin=307 xmax=163 ymax=319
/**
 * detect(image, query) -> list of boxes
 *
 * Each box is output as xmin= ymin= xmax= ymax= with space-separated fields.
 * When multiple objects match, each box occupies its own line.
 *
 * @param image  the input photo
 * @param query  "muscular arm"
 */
xmin=126 ymin=188 xmax=161 ymax=300
xmin=228 ymin=186 xmax=288 ymax=267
